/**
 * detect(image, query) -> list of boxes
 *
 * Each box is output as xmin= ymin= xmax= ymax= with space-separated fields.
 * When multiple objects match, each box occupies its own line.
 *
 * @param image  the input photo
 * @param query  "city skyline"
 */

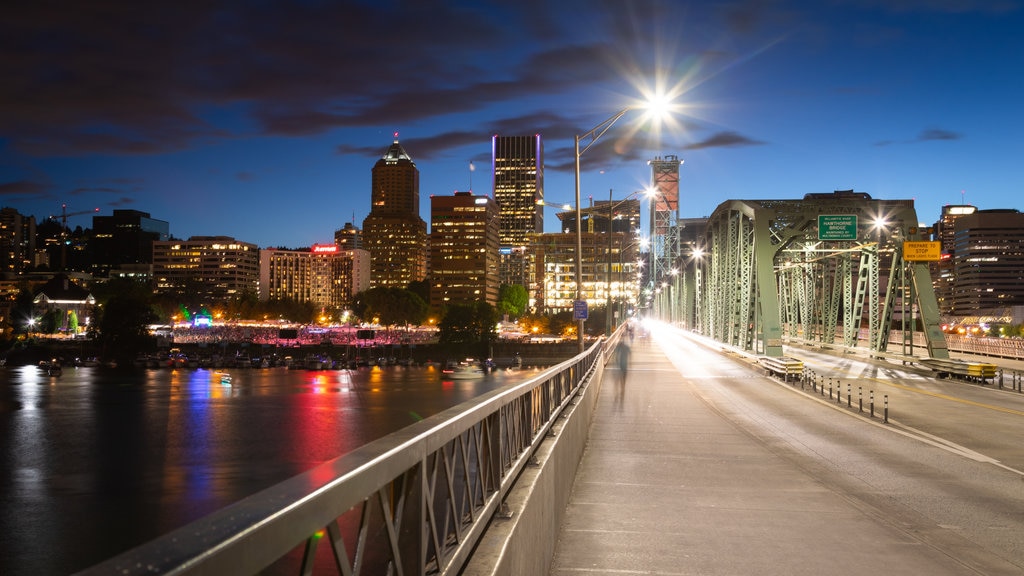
xmin=2 ymin=1 xmax=1022 ymax=248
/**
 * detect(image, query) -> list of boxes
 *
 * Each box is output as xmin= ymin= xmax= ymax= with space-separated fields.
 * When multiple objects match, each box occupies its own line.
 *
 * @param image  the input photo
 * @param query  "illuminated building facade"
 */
xmin=950 ymin=209 xmax=1024 ymax=316
xmin=334 ymin=222 xmax=363 ymax=251
xmin=492 ymin=135 xmax=543 ymax=286
xmin=429 ymin=191 xmax=500 ymax=309
xmin=533 ymin=231 xmax=640 ymax=315
xmin=0 ymin=207 xmax=36 ymax=275
xmin=362 ymin=134 xmax=427 ymax=289
xmin=931 ymin=204 xmax=976 ymax=314
xmin=152 ymin=236 xmax=259 ymax=300
xmin=259 ymin=244 xmax=370 ymax=310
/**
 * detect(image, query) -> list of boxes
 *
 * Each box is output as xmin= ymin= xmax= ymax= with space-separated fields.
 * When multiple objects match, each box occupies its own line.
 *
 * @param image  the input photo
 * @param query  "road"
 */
xmin=657 ymin=326 xmax=1024 ymax=575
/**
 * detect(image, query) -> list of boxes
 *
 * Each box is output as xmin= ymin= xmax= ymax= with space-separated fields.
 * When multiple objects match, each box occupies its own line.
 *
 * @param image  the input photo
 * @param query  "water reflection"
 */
xmin=0 ymin=364 xmax=531 ymax=574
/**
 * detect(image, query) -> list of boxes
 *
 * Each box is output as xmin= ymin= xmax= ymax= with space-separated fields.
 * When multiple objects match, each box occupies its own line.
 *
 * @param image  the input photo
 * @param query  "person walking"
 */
xmin=614 ymin=340 xmax=630 ymax=409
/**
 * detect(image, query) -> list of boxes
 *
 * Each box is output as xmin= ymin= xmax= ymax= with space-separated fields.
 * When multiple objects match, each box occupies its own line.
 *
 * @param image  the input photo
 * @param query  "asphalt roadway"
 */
xmin=549 ymin=322 xmax=1024 ymax=576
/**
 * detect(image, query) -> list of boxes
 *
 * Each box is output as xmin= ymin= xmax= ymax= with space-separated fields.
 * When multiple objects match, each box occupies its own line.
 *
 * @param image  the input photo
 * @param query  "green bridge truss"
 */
xmin=681 ymin=194 xmax=948 ymax=359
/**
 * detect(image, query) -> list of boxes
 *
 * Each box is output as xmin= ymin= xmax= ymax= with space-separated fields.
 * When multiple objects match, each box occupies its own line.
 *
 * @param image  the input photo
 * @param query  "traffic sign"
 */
xmin=818 ymin=215 xmax=858 ymax=241
xmin=903 ymin=241 xmax=941 ymax=261
xmin=573 ymin=300 xmax=588 ymax=320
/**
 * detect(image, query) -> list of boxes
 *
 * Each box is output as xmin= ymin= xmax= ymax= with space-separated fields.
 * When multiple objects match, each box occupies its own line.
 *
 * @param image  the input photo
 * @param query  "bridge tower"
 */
xmin=647 ymin=155 xmax=683 ymax=320
xmin=697 ymin=191 xmax=948 ymax=359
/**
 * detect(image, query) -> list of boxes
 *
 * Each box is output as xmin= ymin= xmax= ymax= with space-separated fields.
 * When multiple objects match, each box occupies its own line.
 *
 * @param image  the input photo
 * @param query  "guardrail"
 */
xmin=78 ymin=342 xmax=604 ymax=576
xmin=758 ymin=356 xmax=804 ymax=382
xmin=920 ymin=357 xmax=997 ymax=382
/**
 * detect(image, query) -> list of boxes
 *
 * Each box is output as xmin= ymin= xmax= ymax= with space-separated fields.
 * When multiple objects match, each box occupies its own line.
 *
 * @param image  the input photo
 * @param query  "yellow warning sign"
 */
xmin=903 ymin=241 xmax=941 ymax=261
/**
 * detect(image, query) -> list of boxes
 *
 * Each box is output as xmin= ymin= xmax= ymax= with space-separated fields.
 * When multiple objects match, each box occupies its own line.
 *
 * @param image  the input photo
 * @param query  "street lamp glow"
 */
xmin=573 ymin=95 xmax=673 ymax=351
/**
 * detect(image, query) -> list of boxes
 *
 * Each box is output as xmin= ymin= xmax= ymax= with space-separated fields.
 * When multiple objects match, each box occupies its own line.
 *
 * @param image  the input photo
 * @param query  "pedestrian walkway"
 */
xmin=548 ymin=332 xmax=979 ymax=576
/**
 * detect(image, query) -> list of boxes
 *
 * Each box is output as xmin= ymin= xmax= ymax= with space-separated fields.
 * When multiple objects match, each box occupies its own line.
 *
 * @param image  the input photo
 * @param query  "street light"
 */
xmin=573 ymin=100 xmax=669 ymax=352
xmin=604 ymin=190 xmax=644 ymax=335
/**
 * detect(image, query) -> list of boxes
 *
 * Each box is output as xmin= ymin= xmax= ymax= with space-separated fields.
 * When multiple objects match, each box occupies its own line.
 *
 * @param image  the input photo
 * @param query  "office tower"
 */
xmin=362 ymin=134 xmax=427 ymax=289
xmin=492 ymin=135 xmax=543 ymax=286
xmin=533 ymin=230 xmax=641 ymax=315
xmin=931 ymin=204 xmax=976 ymax=314
xmin=0 ymin=207 xmax=36 ymax=275
xmin=259 ymin=245 xmax=370 ymax=310
xmin=950 ymin=209 xmax=1024 ymax=316
xmin=90 ymin=209 xmax=170 ymax=277
xmin=334 ymin=222 xmax=363 ymax=251
xmin=429 ymin=191 xmax=500 ymax=309
xmin=152 ymin=236 xmax=259 ymax=301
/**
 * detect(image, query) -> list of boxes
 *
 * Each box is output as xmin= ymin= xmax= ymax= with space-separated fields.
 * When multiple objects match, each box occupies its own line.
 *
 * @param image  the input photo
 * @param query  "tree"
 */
xmin=407 ymin=279 xmax=430 ymax=306
xmin=352 ymin=287 xmax=428 ymax=327
xmin=438 ymin=302 xmax=498 ymax=355
xmin=497 ymin=284 xmax=528 ymax=318
xmin=98 ymin=291 xmax=159 ymax=364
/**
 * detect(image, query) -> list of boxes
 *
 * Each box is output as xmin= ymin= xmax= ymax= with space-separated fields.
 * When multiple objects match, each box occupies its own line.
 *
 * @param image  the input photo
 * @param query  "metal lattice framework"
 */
xmin=696 ymin=195 xmax=949 ymax=359
xmin=648 ymin=156 xmax=682 ymax=318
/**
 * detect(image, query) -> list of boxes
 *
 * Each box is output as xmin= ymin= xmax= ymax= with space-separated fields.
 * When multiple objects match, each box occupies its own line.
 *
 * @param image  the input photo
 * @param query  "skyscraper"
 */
xmin=90 ymin=209 xmax=169 ymax=277
xmin=362 ymin=134 xmax=427 ymax=289
xmin=492 ymin=135 xmax=543 ymax=286
xmin=429 ymin=191 xmax=500 ymax=309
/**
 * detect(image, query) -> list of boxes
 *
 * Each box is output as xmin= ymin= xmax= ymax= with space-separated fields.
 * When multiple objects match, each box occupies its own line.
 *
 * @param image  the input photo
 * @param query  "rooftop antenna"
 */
xmin=469 ymin=160 xmax=475 ymax=193
xmin=961 ymin=189 xmax=966 ymax=204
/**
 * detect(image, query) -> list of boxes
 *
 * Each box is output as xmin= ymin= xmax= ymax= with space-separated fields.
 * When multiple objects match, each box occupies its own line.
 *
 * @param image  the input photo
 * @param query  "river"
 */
xmin=0 ymin=362 xmax=536 ymax=574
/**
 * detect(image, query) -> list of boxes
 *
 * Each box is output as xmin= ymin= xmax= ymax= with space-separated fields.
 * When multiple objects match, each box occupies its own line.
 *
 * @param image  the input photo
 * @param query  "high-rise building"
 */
xmin=90 ymin=209 xmax=169 ymax=277
xmin=492 ymin=135 xmax=543 ymax=286
xmin=334 ymin=222 xmax=363 ymax=251
xmin=429 ymin=191 xmax=500 ymax=309
xmin=932 ymin=204 xmax=977 ymax=314
xmin=152 ymin=236 xmax=259 ymax=301
xmin=0 ymin=207 xmax=36 ymax=275
xmin=259 ymin=244 xmax=370 ymax=310
xmin=533 ymin=231 xmax=641 ymax=316
xmin=950 ymin=209 xmax=1024 ymax=316
xmin=362 ymin=134 xmax=427 ymax=289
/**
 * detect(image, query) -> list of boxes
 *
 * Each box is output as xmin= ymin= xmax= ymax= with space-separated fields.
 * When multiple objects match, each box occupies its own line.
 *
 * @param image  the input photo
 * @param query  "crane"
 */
xmin=49 ymin=203 xmax=99 ymax=270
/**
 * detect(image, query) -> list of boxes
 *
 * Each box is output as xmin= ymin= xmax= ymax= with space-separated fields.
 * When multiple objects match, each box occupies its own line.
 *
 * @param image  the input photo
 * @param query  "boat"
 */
xmin=441 ymin=359 xmax=485 ymax=380
xmin=39 ymin=358 xmax=62 ymax=376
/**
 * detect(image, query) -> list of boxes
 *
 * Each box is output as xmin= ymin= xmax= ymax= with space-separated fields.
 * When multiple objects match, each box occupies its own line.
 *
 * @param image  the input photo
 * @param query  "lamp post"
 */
xmin=604 ymin=190 xmax=643 ymax=335
xmin=571 ymin=95 xmax=673 ymax=351
xmin=573 ymin=106 xmax=648 ymax=352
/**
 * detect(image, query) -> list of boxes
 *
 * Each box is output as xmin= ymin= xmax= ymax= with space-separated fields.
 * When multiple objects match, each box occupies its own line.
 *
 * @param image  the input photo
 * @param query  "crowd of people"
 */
xmin=167 ymin=324 xmax=439 ymax=347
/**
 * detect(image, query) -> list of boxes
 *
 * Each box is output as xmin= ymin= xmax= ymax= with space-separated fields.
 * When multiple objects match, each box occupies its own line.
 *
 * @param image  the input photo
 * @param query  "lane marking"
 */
xmin=801 ymin=359 xmax=1024 ymax=417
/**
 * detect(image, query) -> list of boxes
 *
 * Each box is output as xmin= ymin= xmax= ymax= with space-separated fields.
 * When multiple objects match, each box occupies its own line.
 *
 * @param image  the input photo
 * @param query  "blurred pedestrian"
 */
xmin=614 ymin=340 xmax=630 ymax=409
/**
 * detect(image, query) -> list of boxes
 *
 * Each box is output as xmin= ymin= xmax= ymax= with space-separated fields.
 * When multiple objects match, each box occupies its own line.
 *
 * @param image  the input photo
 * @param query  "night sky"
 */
xmin=2 ymin=1 xmax=1022 ymax=249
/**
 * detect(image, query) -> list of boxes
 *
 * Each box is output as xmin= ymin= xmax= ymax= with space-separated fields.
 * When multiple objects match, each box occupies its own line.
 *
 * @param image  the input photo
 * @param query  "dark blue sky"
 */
xmin=2 ymin=1 xmax=1021 ymax=248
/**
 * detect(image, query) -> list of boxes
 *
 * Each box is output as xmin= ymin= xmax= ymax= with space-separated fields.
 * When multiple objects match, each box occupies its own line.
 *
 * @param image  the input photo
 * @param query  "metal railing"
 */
xmin=78 ymin=342 xmax=604 ymax=576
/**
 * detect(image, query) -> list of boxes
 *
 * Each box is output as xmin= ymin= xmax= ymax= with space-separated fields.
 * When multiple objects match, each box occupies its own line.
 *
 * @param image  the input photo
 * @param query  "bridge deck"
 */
xmin=548 ymin=328 xmax=969 ymax=576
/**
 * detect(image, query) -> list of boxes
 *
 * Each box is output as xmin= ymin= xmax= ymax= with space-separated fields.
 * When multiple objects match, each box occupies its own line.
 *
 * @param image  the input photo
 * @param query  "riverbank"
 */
xmin=0 ymin=338 xmax=578 ymax=369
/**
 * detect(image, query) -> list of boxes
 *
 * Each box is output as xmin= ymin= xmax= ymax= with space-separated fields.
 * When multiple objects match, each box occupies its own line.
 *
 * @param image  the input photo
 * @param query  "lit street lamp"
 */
xmin=572 ymin=97 xmax=670 ymax=352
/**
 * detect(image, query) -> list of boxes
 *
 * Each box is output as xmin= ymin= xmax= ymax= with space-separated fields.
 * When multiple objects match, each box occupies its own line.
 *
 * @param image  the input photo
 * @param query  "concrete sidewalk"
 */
xmin=548 ymin=334 xmax=979 ymax=576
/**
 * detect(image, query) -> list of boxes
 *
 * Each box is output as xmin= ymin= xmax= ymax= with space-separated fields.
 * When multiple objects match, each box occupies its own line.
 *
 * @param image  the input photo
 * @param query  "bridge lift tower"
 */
xmin=697 ymin=191 xmax=948 ymax=360
xmin=647 ymin=155 xmax=683 ymax=318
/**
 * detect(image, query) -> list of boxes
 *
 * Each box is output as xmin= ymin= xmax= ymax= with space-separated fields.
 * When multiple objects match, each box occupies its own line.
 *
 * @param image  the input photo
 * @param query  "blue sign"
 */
xmin=573 ymin=300 xmax=588 ymax=320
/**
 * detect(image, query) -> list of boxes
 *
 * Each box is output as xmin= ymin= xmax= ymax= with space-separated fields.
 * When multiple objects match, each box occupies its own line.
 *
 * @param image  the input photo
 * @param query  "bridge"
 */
xmin=646 ymin=190 xmax=948 ymax=360
xmin=78 ymin=193 xmax=1024 ymax=574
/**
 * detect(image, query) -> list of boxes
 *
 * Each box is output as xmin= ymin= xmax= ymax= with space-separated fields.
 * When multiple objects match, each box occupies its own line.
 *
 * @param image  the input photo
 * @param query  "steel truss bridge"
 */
xmin=647 ymin=192 xmax=949 ymax=360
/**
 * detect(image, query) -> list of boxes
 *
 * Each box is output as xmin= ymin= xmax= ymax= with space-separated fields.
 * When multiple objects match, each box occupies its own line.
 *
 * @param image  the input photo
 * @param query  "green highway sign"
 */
xmin=817 ymin=215 xmax=858 ymax=241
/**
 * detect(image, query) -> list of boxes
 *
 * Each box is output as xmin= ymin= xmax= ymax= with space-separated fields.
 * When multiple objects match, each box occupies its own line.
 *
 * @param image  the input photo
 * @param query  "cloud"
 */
xmin=0 ymin=179 xmax=50 ymax=196
xmin=682 ymin=131 xmax=766 ymax=150
xmin=874 ymin=127 xmax=963 ymax=146
xmin=918 ymin=128 xmax=962 ymax=141
xmin=69 ymin=187 xmax=121 ymax=195
xmin=2 ymin=2 xmax=618 ymax=155
xmin=236 ymin=172 xmax=255 ymax=182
